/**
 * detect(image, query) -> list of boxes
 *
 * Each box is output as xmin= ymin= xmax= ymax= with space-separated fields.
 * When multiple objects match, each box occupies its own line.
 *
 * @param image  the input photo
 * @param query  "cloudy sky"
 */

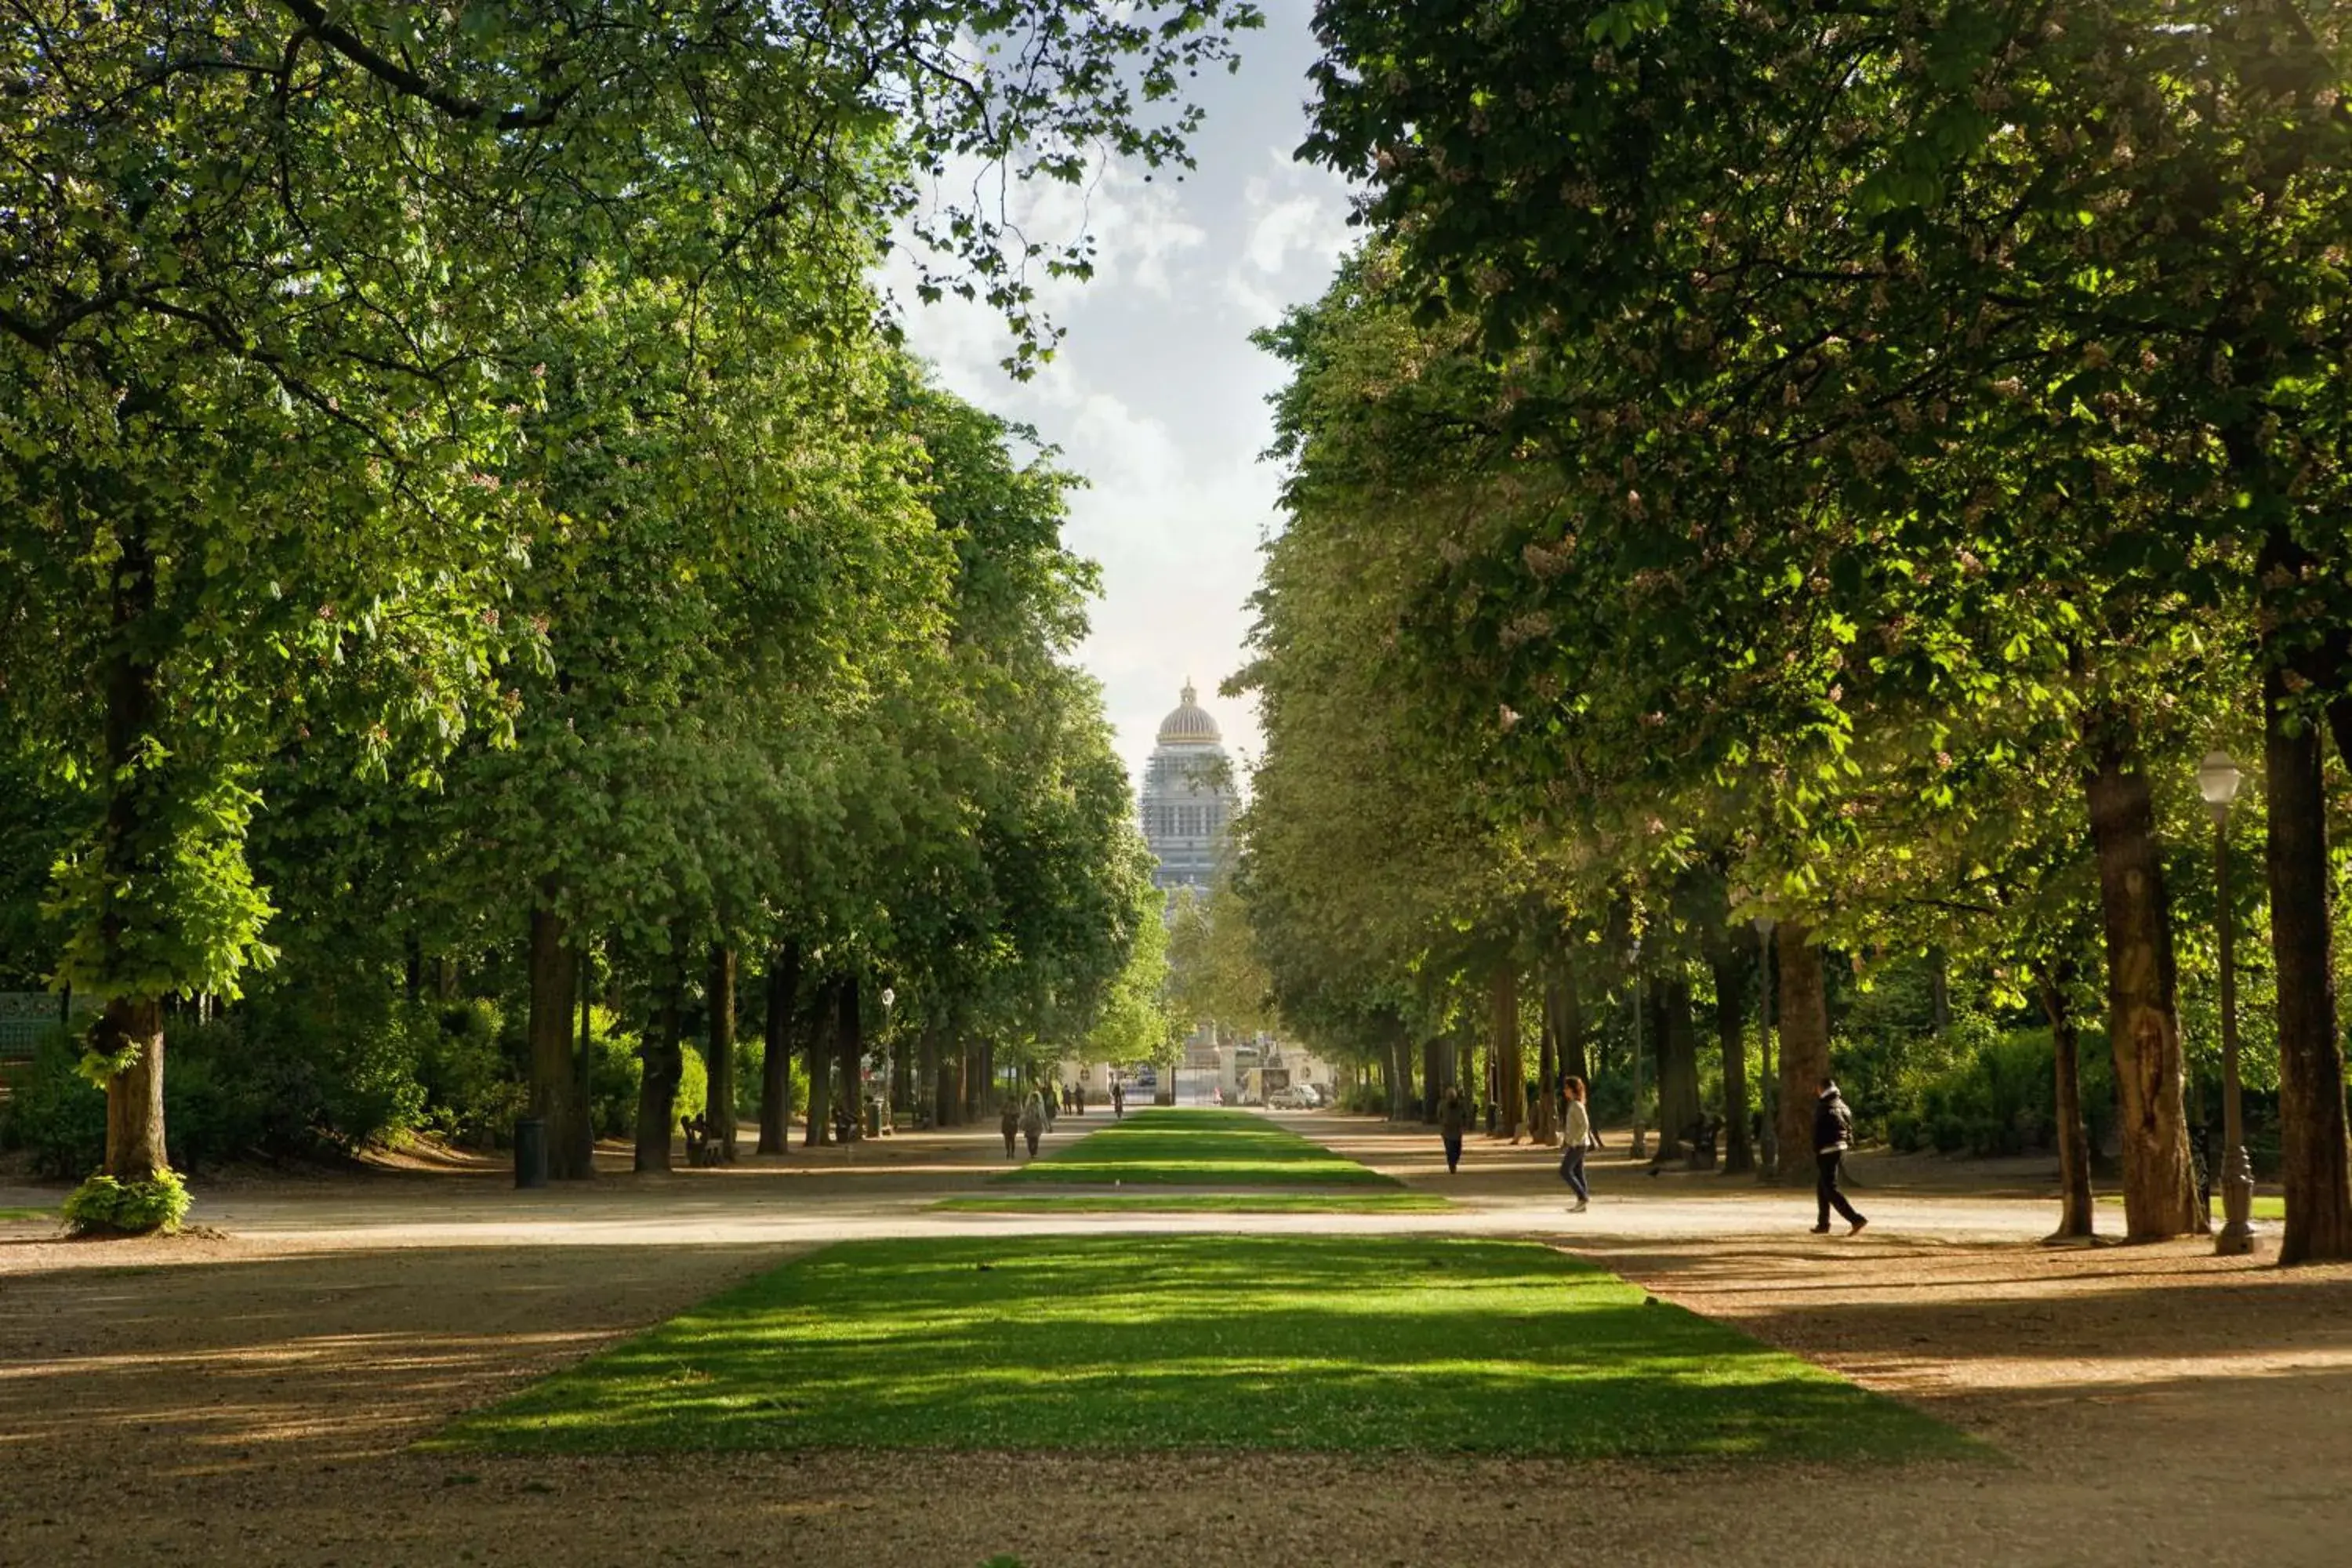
xmin=891 ymin=0 xmax=1354 ymax=792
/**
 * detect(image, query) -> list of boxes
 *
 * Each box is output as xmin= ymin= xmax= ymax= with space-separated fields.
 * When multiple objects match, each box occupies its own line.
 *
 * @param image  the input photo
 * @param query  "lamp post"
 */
xmin=1629 ymin=929 xmax=1648 ymax=1161
xmin=879 ymin=985 xmax=897 ymax=1131
xmin=1755 ymin=913 xmax=1778 ymax=1181
xmin=2198 ymin=751 xmax=2256 ymax=1257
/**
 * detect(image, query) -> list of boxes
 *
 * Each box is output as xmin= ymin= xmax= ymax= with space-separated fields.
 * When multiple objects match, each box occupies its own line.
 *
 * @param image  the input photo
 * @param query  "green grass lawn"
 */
xmin=994 ymin=1108 xmax=1396 ymax=1188
xmin=427 ymin=1233 xmax=1971 ymax=1462
xmin=934 ymin=1192 xmax=1451 ymax=1214
xmin=2099 ymin=1193 xmax=2286 ymax=1221
xmin=0 ymin=1207 xmax=55 ymax=1223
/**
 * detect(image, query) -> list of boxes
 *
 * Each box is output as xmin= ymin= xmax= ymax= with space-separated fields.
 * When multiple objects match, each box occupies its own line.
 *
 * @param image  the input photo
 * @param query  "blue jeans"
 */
xmin=1442 ymin=1133 xmax=1463 ymax=1172
xmin=1560 ymin=1146 xmax=1588 ymax=1203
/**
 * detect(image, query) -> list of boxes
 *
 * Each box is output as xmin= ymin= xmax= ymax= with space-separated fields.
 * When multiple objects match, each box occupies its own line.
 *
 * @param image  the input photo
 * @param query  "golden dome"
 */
xmin=1156 ymin=680 xmax=1221 ymax=746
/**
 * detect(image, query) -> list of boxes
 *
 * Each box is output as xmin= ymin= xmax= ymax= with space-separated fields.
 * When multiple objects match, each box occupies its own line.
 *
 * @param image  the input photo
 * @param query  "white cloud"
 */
xmin=887 ymin=1 xmax=1357 ymax=793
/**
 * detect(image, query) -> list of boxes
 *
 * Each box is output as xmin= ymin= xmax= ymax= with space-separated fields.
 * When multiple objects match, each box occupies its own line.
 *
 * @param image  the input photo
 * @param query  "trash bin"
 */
xmin=865 ymin=1096 xmax=883 ymax=1140
xmin=514 ymin=1116 xmax=548 ymax=1189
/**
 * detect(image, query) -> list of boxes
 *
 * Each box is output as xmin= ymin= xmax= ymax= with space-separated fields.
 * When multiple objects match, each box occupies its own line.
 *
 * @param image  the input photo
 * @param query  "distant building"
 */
xmin=1138 ymin=680 xmax=1236 ymax=897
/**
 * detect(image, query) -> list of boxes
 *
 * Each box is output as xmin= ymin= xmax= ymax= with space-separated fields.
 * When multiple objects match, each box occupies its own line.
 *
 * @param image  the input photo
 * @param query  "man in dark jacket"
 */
xmin=1812 ymin=1076 xmax=1868 ymax=1235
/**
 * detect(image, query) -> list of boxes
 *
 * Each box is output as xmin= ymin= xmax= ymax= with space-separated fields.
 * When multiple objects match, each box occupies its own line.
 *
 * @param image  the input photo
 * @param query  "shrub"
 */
xmin=1344 ymin=1080 xmax=1388 ymax=1114
xmin=586 ymin=1013 xmax=706 ymax=1139
xmin=0 ymin=1030 xmax=106 ymax=1178
xmin=413 ymin=998 xmax=527 ymax=1149
xmin=63 ymin=1168 xmax=193 ymax=1236
xmin=1886 ymin=1112 xmax=1922 ymax=1153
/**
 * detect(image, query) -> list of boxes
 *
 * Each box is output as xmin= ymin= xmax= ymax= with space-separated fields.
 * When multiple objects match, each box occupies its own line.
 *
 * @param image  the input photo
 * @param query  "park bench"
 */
xmin=681 ymin=1113 xmax=726 ymax=1167
xmin=1685 ymin=1114 xmax=1723 ymax=1171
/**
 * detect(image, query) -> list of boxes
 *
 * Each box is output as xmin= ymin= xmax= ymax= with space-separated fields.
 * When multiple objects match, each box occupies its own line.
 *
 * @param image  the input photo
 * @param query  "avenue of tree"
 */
xmin=1216 ymin=1 xmax=2352 ymax=1261
xmin=2 ymin=2 xmax=1255 ymax=1225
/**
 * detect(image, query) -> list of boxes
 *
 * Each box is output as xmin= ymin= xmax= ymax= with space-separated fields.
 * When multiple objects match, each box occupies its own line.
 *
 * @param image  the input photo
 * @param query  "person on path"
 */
xmin=1112 ymin=1081 xmax=1125 ymax=1120
xmin=1074 ymin=1083 xmax=1086 ymax=1116
xmin=1000 ymin=1099 xmax=1020 ymax=1159
xmin=1019 ymin=1091 xmax=1046 ymax=1157
xmin=1560 ymin=1076 xmax=1594 ymax=1212
xmin=1437 ymin=1086 xmax=1467 ymax=1174
xmin=1812 ymin=1076 xmax=1868 ymax=1235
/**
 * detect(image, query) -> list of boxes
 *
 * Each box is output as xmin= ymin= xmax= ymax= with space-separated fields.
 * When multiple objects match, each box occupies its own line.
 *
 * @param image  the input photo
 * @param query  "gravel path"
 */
xmin=4 ymin=1113 xmax=2349 ymax=1566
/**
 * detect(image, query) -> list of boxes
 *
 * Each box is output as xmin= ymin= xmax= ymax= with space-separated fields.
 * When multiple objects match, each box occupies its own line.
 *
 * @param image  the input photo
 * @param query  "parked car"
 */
xmin=1267 ymin=1085 xmax=1316 ymax=1110
xmin=1133 ymin=1066 xmax=1157 ymax=1091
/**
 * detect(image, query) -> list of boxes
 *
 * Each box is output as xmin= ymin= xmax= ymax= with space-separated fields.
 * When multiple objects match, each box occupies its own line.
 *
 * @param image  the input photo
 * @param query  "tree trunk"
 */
xmin=1710 ymin=935 xmax=1753 ymax=1174
xmin=636 ymin=953 xmax=684 ymax=1173
xmin=1929 ymin=948 xmax=1953 ymax=1036
xmin=528 ymin=904 xmax=590 ymax=1180
xmin=2038 ymin=959 xmax=2095 ymax=1240
xmin=97 ymin=996 xmax=168 ymax=1181
xmin=704 ymin=945 xmax=738 ymax=1161
xmin=93 ymin=526 xmax=170 ymax=1184
xmin=1491 ymin=965 xmax=1524 ymax=1141
xmin=920 ymin=1024 xmax=942 ymax=1126
xmin=1396 ymin=1020 xmax=1417 ymax=1121
xmin=1774 ymin=922 xmax=1831 ymax=1183
xmin=2265 ymin=670 xmax=2352 ymax=1261
xmin=1534 ymin=977 xmax=1559 ymax=1145
xmin=758 ymin=942 xmax=800 ymax=1155
xmin=837 ymin=972 xmax=863 ymax=1140
xmin=804 ymin=977 xmax=837 ymax=1146
xmin=1649 ymin=975 xmax=1701 ymax=1158
xmin=1421 ymin=1038 xmax=1440 ymax=1120
xmin=573 ymin=944 xmax=595 ymax=1172
xmin=2082 ymin=723 xmax=2201 ymax=1239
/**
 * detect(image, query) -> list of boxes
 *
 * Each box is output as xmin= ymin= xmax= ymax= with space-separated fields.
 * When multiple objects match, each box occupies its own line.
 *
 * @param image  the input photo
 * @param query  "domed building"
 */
xmin=1139 ymin=680 xmax=1237 ymax=896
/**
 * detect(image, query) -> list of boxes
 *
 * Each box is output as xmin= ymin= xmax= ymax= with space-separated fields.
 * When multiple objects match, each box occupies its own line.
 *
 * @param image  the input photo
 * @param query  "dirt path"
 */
xmin=4 ymin=1114 xmax=2349 ymax=1566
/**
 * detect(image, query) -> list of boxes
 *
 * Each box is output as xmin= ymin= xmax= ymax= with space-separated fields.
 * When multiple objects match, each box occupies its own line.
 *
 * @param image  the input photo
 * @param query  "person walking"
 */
xmin=1019 ymin=1091 xmax=1046 ymax=1158
xmin=1812 ymin=1076 xmax=1867 ymax=1235
xmin=1000 ymin=1098 xmax=1020 ymax=1159
xmin=1437 ymin=1086 xmax=1468 ymax=1174
xmin=1112 ymin=1080 xmax=1125 ymax=1120
xmin=1560 ymin=1076 xmax=1594 ymax=1212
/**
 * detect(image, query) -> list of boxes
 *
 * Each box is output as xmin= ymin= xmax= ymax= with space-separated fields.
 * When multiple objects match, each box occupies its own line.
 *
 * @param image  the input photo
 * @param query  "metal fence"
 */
xmin=0 ymin=992 xmax=86 ymax=1064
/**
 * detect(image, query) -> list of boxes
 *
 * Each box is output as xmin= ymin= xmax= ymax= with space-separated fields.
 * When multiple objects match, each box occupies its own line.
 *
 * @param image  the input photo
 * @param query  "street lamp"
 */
xmin=1629 ymin=929 xmax=1648 ymax=1161
xmin=1754 ymin=913 xmax=1778 ymax=1181
xmin=879 ymin=986 xmax=897 ymax=1131
xmin=2198 ymin=751 xmax=2256 ymax=1257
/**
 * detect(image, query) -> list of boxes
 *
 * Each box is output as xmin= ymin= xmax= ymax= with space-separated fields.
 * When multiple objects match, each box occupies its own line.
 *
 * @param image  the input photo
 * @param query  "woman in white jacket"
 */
xmin=1560 ymin=1077 xmax=1595 ymax=1213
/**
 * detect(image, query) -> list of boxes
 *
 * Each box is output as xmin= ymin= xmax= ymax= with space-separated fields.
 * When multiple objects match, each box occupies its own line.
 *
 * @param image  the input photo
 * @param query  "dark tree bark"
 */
xmin=2038 ymin=959 xmax=2095 ymax=1240
xmin=96 ymin=996 xmax=167 ymax=1182
xmin=804 ymin=976 xmax=838 ymax=1147
xmin=1649 ymin=975 xmax=1702 ymax=1158
xmin=705 ymin=945 xmax=738 ymax=1161
xmin=836 ymin=971 xmax=863 ymax=1139
xmin=2082 ymin=720 xmax=2201 ymax=1239
xmin=2265 ymin=670 xmax=2352 ymax=1261
xmin=1774 ymin=923 xmax=1831 ymax=1184
xmin=1492 ymin=965 xmax=1525 ymax=1140
xmin=636 ymin=953 xmax=685 ymax=1173
xmin=1396 ymin=1017 xmax=1417 ymax=1122
xmin=1534 ymin=977 xmax=1559 ymax=1145
xmin=757 ymin=941 xmax=800 ymax=1155
xmin=93 ymin=524 xmax=170 ymax=1185
xmin=1421 ymin=1038 xmax=1441 ymax=1120
xmin=528 ymin=903 xmax=590 ymax=1179
xmin=1559 ymin=964 xmax=1591 ymax=1086
xmin=1929 ymin=948 xmax=1953 ymax=1037
xmin=572 ymin=943 xmax=595 ymax=1173
xmin=1708 ymin=931 xmax=1754 ymax=1174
